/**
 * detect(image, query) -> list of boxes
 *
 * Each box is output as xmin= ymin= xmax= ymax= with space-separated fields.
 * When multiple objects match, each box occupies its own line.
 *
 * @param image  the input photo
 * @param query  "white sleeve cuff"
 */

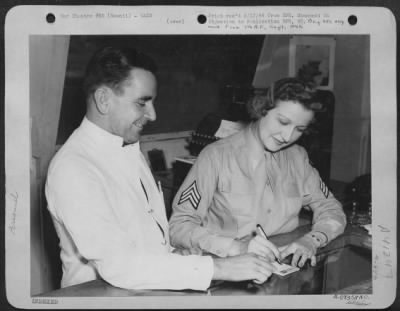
xmin=181 ymin=255 xmax=214 ymax=291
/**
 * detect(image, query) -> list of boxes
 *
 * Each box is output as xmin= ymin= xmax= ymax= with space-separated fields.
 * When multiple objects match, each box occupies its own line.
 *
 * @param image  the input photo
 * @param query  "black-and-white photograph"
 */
xmin=4 ymin=5 xmax=397 ymax=309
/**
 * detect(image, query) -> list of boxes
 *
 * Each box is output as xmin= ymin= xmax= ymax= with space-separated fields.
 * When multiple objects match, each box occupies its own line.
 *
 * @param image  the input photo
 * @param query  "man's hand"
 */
xmin=212 ymin=253 xmax=275 ymax=284
xmin=228 ymin=235 xmax=281 ymax=263
xmin=279 ymin=235 xmax=318 ymax=268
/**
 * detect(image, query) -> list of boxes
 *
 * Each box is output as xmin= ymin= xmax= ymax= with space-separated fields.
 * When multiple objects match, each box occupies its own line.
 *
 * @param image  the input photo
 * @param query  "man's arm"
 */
xmin=212 ymin=254 xmax=275 ymax=285
xmin=46 ymin=158 xmax=213 ymax=291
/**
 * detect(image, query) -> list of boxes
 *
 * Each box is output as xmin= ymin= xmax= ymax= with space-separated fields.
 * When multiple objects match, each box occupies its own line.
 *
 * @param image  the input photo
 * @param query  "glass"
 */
xmin=210 ymin=245 xmax=372 ymax=295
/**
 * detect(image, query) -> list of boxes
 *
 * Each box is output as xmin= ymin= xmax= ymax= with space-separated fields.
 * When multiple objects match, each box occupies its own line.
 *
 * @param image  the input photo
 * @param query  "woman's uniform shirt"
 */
xmin=46 ymin=118 xmax=213 ymax=290
xmin=169 ymin=124 xmax=347 ymax=257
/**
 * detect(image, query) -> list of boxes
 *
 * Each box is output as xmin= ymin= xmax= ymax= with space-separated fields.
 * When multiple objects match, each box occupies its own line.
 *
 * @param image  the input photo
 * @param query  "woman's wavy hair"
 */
xmin=246 ymin=77 xmax=324 ymax=123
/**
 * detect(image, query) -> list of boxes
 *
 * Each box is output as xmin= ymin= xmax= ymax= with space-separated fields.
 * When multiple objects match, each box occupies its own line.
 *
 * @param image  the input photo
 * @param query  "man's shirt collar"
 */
xmin=80 ymin=117 xmax=140 ymax=152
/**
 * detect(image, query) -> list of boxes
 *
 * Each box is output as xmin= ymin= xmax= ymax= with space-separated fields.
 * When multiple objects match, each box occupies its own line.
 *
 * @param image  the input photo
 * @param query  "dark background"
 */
xmin=57 ymin=34 xmax=264 ymax=142
xmin=1 ymin=0 xmax=399 ymax=310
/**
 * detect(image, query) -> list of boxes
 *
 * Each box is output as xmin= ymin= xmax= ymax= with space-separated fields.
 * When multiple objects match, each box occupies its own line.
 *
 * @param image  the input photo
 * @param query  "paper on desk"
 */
xmin=214 ymin=120 xmax=245 ymax=138
xmin=272 ymin=261 xmax=300 ymax=276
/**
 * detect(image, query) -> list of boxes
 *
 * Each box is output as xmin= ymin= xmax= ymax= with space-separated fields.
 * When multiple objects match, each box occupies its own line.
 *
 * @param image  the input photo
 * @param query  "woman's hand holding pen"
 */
xmin=254 ymin=224 xmax=282 ymax=263
xmin=247 ymin=236 xmax=281 ymax=263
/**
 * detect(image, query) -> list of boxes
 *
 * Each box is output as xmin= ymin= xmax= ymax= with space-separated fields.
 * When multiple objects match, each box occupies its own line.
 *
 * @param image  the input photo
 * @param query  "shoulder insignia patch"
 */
xmin=178 ymin=180 xmax=201 ymax=210
xmin=320 ymin=178 xmax=330 ymax=198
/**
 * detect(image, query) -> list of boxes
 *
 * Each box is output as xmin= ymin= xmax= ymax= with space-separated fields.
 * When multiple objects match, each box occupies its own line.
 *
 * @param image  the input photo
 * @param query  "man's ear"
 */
xmin=93 ymin=87 xmax=111 ymax=114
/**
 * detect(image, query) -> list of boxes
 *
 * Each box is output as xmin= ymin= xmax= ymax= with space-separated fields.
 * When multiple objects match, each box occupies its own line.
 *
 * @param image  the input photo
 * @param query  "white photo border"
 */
xmin=4 ymin=5 xmax=397 ymax=309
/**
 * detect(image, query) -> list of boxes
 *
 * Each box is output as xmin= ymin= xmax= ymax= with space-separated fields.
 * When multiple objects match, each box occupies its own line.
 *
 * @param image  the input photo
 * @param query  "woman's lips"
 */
xmin=273 ymin=137 xmax=285 ymax=145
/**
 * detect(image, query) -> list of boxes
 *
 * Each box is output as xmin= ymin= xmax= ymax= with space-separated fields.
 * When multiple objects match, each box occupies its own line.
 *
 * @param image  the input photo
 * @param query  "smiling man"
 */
xmin=169 ymin=77 xmax=347 ymax=268
xmin=45 ymin=46 xmax=276 ymax=291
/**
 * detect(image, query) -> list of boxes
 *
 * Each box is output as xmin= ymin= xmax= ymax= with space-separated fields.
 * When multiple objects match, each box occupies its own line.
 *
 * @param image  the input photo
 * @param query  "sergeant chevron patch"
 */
xmin=178 ymin=180 xmax=201 ymax=209
xmin=320 ymin=179 xmax=330 ymax=198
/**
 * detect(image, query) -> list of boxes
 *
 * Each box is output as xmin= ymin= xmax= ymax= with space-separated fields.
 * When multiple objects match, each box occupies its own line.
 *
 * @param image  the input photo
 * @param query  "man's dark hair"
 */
xmin=83 ymin=46 xmax=157 ymax=99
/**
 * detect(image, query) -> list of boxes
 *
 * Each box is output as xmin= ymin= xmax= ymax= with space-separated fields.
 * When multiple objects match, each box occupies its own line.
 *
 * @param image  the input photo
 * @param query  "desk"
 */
xmin=37 ymin=225 xmax=371 ymax=297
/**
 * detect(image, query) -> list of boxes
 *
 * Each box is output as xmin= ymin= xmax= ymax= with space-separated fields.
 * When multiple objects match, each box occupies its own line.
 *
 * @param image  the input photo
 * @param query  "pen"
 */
xmin=256 ymin=224 xmax=282 ymax=264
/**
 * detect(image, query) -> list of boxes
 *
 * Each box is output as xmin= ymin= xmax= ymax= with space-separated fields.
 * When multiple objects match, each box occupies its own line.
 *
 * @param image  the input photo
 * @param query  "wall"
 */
xmin=57 ymin=35 xmax=265 ymax=143
xmin=253 ymin=35 xmax=292 ymax=88
xmin=30 ymin=35 xmax=69 ymax=295
xmin=330 ymin=36 xmax=370 ymax=182
xmin=253 ymin=35 xmax=370 ymax=183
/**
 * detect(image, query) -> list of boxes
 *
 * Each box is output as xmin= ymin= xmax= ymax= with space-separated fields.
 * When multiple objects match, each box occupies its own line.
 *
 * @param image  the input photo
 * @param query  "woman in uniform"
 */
xmin=169 ymin=77 xmax=346 ymax=268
